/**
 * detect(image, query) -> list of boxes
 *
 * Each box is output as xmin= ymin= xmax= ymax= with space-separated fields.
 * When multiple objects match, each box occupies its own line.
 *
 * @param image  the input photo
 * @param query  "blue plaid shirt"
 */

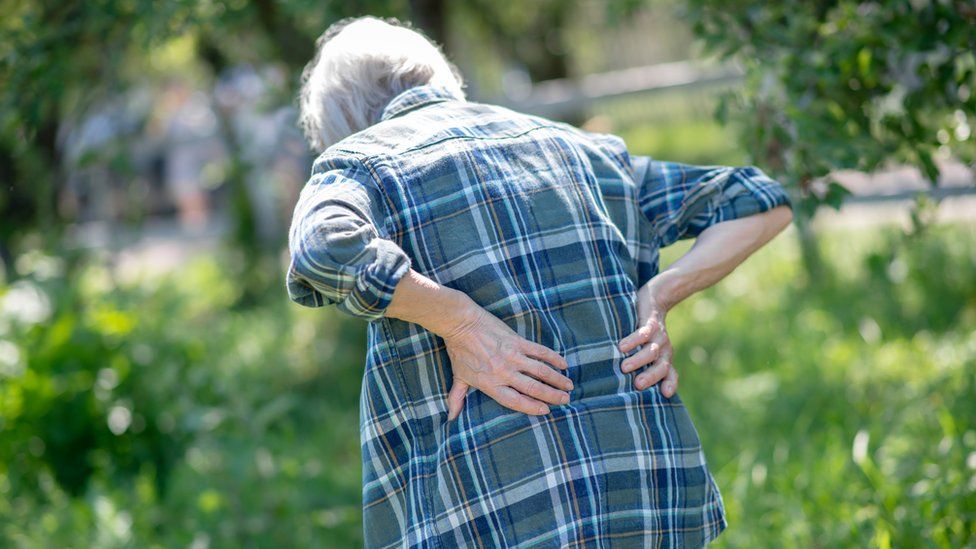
xmin=286 ymin=84 xmax=792 ymax=547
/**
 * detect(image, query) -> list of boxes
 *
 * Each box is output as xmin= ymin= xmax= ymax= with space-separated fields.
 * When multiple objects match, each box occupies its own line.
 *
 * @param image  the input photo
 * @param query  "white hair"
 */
xmin=298 ymin=16 xmax=466 ymax=152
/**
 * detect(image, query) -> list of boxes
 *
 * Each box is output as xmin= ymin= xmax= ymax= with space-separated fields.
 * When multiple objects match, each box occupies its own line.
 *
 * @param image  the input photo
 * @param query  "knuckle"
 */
xmin=534 ymin=384 xmax=564 ymax=405
xmin=646 ymin=342 xmax=661 ymax=358
xmin=509 ymin=396 xmax=531 ymax=413
xmin=543 ymin=349 xmax=561 ymax=366
xmin=492 ymin=389 xmax=514 ymax=408
xmin=519 ymin=396 xmax=545 ymax=415
xmin=502 ymin=368 xmax=521 ymax=383
xmin=538 ymin=390 xmax=559 ymax=404
xmin=544 ymin=384 xmax=566 ymax=400
xmin=526 ymin=343 xmax=552 ymax=362
xmin=512 ymin=400 xmax=531 ymax=414
xmin=529 ymin=381 xmax=553 ymax=400
xmin=533 ymin=363 xmax=554 ymax=381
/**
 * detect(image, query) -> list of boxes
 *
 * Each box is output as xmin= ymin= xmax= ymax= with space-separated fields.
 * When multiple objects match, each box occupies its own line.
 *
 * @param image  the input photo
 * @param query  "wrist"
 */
xmin=426 ymin=289 xmax=483 ymax=340
xmin=644 ymin=271 xmax=680 ymax=312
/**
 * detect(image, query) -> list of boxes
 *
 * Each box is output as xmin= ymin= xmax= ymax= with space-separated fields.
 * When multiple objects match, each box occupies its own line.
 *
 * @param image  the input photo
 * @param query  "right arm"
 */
xmin=385 ymin=268 xmax=573 ymax=421
xmin=286 ymin=156 xmax=571 ymax=422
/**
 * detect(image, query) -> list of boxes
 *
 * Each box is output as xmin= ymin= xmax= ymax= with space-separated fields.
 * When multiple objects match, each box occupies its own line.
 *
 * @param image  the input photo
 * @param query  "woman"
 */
xmin=287 ymin=16 xmax=794 ymax=548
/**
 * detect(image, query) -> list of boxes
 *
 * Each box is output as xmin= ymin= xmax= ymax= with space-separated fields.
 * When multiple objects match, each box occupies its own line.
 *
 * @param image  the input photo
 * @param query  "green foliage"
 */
xmin=0 ymin=0 xmax=648 ymax=277
xmin=602 ymin=84 xmax=750 ymax=166
xmin=0 ymin=253 xmax=370 ymax=545
xmin=0 ymin=0 xmax=397 ymax=274
xmin=681 ymin=1 xmax=976 ymax=206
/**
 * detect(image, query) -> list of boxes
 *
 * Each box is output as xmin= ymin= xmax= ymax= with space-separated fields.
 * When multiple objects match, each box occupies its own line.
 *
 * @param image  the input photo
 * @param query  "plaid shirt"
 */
xmin=286 ymin=84 xmax=792 ymax=547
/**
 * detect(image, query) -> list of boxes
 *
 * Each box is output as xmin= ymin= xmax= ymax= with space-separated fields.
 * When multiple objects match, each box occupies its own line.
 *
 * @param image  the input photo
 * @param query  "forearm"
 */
xmin=384 ymin=268 xmax=480 ymax=337
xmin=644 ymin=205 xmax=793 ymax=310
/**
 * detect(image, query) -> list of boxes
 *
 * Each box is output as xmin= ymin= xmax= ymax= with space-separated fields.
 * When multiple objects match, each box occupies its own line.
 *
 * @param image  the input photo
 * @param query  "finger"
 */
xmin=511 ymin=372 xmax=570 ymax=406
xmin=661 ymin=365 xmax=679 ymax=398
xmin=617 ymin=320 xmax=660 ymax=353
xmin=519 ymin=356 xmax=574 ymax=391
xmin=634 ymin=360 xmax=671 ymax=391
xmin=620 ymin=340 xmax=662 ymax=373
xmin=657 ymin=343 xmax=673 ymax=367
xmin=520 ymin=340 xmax=569 ymax=370
xmin=447 ymin=380 xmax=469 ymax=421
xmin=489 ymin=385 xmax=551 ymax=416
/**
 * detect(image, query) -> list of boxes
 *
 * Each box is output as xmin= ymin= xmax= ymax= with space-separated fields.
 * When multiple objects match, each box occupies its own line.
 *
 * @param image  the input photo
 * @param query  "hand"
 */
xmin=617 ymin=282 xmax=678 ymax=397
xmin=441 ymin=304 xmax=573 ymax=421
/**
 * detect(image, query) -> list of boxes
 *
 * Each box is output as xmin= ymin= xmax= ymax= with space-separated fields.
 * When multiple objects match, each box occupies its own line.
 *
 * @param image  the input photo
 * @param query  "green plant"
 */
xmin=681 ymin=1 xmax=976 ymax=280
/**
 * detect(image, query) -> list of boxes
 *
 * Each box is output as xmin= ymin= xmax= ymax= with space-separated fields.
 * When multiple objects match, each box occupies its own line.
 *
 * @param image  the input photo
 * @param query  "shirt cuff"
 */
xmin=334 ymin=239 xmax=412 ymax=321
xmin=712 ymin=167 xmax=794 ymax=222
xmin=286 ymin=236 xmax=412 ymax=322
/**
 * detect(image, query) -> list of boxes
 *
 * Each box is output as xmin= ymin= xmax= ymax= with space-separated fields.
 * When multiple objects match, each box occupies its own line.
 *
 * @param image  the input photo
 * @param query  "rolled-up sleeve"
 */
xmin=631 ymin=156 xmax=794 ymax=248
xmin=286 ymin=154 xmax=411 ymax=321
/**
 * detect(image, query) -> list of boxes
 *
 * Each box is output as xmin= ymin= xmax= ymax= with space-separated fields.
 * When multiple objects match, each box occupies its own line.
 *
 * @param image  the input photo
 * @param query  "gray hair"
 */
xmin=298 ymin=16 xmax=466 ymax=152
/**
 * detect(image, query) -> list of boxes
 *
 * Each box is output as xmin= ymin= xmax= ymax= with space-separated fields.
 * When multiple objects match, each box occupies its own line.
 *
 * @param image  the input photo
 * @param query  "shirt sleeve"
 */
xmin=631 ymin=156 xmax=794 ymax=249
xmin=285 ymin=153 xmax=411 ymax=321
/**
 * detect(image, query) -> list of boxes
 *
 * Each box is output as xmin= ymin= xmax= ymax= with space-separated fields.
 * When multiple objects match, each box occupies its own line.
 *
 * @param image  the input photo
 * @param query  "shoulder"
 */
xmin=546 ymin=124 xmax=637 ymax=181
xmin=304 ymin=149 xmax=378 ymax=192
xmin=294 ymin=149 xmax=392 ymax=221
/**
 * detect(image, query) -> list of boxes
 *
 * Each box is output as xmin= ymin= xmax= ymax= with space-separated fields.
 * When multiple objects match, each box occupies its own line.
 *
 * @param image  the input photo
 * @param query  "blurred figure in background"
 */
xmin=161 ymin=78 xmax=224 ymax=231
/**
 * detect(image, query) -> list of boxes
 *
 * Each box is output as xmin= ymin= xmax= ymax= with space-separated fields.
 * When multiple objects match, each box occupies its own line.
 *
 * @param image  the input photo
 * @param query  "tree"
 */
xmin=0 ymin=0 xmax=645 ymax=284
xmin=681 ymin=1 xmax=976 ymax=281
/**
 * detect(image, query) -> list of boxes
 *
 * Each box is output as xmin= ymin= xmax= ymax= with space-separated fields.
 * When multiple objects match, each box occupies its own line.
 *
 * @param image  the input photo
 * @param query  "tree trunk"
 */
xmin=792 ymin=199 xmax=827 ymax=287
xmin=198 ymin=36 xmax=267 ymax=304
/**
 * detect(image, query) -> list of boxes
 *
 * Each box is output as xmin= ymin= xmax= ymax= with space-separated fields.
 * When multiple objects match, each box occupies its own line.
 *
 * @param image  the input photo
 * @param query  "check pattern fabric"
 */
xmin=286 ymin=84 xmax=793 ymax=548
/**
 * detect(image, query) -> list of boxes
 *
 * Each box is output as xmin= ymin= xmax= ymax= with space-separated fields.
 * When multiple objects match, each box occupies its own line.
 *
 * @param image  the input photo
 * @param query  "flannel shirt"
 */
xmin=286 ymin=83 xmax=793 ymax=548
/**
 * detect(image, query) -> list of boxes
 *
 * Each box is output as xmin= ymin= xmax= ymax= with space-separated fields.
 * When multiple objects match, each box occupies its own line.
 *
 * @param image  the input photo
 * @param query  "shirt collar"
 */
xmin=379 ymin=84 xmax=464 ymax=122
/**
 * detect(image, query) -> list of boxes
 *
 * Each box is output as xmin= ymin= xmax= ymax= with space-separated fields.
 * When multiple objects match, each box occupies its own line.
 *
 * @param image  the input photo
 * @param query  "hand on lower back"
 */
xmin=617 ymin=283 xmax=678 ymax=397
xmin=441 ymin=305 xmax=573 ymax=421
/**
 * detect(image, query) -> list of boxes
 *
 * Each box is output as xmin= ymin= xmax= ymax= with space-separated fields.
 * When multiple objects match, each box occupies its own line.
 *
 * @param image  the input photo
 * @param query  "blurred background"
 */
xmin=1 ymin=0 xmax=974 ymax=546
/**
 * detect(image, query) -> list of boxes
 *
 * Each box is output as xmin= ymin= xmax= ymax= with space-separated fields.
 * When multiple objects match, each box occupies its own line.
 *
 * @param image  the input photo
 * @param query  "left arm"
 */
xmin=618 ymin=159 xmax=795 ymax=396
xmin=640 ymin=204 xmax=793 ymax=312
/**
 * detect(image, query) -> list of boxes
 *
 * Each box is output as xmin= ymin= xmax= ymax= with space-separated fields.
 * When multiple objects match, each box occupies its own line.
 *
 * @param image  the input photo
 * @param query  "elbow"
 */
xmin=768 ymin=204 xmax=794 ymax=234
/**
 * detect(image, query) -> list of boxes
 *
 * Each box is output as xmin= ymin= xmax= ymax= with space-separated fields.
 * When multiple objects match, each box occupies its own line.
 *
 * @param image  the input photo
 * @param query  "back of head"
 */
xmin=298 ymin=16 xmax=466 ymax=153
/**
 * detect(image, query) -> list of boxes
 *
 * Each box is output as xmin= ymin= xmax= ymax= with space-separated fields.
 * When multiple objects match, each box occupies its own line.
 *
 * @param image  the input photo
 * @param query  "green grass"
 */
xmin=1 ymin=220 xmax=974 ymax=546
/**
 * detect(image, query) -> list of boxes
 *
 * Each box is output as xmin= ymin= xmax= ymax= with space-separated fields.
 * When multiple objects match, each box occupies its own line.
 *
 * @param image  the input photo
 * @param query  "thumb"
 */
xmin=447 ymin=380 xmax=469 ymax=421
